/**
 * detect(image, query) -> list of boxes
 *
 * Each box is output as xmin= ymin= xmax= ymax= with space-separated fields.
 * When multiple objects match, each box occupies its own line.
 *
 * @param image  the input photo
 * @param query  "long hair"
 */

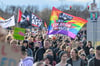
xmin=72 ymin=48 xmax=79 ymax=60
xmin=86 ymin=41 xmax=92 ymax=47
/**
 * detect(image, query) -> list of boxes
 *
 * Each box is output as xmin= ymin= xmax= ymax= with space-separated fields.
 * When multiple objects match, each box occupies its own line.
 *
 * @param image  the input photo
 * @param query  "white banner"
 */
xmin=0 ymin=16 xmax=15 ymax=28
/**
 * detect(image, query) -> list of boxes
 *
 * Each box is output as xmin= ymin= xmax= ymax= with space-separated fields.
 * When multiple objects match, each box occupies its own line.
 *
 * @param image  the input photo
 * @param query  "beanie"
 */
xmin=59 ymin=51 xmax=67 ymax=60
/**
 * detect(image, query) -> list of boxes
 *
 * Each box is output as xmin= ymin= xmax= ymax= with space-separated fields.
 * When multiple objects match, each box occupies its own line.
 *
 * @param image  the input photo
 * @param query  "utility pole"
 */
xmin=87 ymin=0 xmax=100 ymax=48
xmin=93 ymin=0 xmax=95 ymax=3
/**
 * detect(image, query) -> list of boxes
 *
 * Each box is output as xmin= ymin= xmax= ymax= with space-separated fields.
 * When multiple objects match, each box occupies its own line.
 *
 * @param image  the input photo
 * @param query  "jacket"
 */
xmin=88 ymin=57 xmax=95 ymax=66
xmin=67 ymin=58 xmax=85 ymax=66
xmin=27 ymin=48 xmax=33 ymax=57
xmin=19 ymin=57 xmax=34 ymax=66
xmin=35 ymin=47 xmax=46 ymax=62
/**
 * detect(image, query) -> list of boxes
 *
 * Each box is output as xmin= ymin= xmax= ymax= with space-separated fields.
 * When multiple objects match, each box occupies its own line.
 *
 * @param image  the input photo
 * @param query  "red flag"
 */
xmin=44 ymin=22 xmax=47 ymax=28
xmin=17 ymin=9 xmax=22 ymax=23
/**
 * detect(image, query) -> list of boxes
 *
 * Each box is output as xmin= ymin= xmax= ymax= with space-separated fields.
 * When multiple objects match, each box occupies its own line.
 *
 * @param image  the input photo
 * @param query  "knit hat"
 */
xmin=59 ymin=51 xmax=67 ymax=60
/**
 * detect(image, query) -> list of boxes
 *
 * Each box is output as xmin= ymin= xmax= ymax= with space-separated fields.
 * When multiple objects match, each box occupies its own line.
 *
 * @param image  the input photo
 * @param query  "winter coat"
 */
xmin=35 ymin=47 xmax=46 ymax=62
xmin=26 ymin=48 xmax=33 ymax=57
xmin=19 ymin=56 xmax=34 ymax=66
xmin=88 ymin=57 xmax=95 ymax=66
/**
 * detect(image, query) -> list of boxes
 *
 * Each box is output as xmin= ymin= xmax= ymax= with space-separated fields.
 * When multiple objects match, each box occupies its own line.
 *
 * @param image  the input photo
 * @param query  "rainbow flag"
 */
xmin=48 ymin=7 xmax=88 ymax=38
xmin=0 ymin=17 xmax=5 ymax=20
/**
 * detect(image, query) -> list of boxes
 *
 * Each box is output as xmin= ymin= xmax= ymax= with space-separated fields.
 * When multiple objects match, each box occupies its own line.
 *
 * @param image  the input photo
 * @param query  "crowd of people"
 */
xmin=1 ymin=26 xmax=100 ymax=66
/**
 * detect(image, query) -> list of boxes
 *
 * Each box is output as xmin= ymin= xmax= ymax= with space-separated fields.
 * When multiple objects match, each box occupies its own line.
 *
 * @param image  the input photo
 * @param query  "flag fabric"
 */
xmin=44 ymin=22 xmax=47 ymax=28
xmin=48 ymin=7 xmax=88 ymax=38
xmin=13 ymin=27 xmax=25 ymax=40
xmin=18 ymin=10 xmax=43 ymax=28
xmin=31 ymin=13 xmax=42 ymax=27
xmin=0 ymin=17 xmax=5 ymax=20
xmin=19 ymin=10 xmax=31 ymax=28
xmin=17 ymin=9 xmax=22 ymax=23
xmin=0 ymin=16 xmax=15 ymax=28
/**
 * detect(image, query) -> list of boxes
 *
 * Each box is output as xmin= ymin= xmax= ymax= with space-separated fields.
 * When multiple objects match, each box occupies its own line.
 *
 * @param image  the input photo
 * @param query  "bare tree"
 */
xmin=39 ymin=8 xmax=51 ymax=25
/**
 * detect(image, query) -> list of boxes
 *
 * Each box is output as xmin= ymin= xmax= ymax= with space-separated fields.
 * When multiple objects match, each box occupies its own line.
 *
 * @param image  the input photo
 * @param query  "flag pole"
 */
xmin=17 ymin=8 xmax=19 ymax=27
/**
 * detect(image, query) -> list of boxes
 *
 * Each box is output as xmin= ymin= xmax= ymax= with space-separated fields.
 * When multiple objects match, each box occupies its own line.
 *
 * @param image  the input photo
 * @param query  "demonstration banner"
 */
xmin=0 ymin=16 xmax=15 ymax=28
xmin=31 ymin=13 xmax=42 ymax=27
xmin=0 ymin=42 xmax=20 ymax=66
xmin=48 ymin=7 xmax=88 ymax=38
xmin=13 ymin=27 xmax=25 ymax=40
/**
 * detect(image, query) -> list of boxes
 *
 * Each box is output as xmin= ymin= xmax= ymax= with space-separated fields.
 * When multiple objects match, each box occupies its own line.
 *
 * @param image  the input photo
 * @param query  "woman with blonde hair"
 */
xmin=10 ymin=39 xmax=20 ymax=52
xmin=78 ymin=49 xmax=88 ymax=66
xmin=78 ymin=49 xmax=85 ymax=57
xmin=65 ymin=46 xmax=71 ymax=58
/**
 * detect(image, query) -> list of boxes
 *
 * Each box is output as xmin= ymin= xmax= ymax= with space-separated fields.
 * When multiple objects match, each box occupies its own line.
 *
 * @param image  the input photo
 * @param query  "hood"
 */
xmin=23 ymin=56 xmax=34 ymax=62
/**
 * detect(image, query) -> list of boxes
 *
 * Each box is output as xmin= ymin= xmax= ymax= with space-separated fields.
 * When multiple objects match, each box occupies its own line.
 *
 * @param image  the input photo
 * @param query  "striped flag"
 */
xmin=17 ymin=9 xmax=22 ymax=23
xmin=48 ymin=7 xmax=88 ymax=38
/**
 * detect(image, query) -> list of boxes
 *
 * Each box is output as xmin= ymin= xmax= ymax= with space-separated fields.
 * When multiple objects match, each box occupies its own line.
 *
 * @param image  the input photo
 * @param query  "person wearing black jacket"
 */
xmin=88 ymin=46 xmax=100 ymax=66
xmin=22 ymin=40 xmax=33 ymax=57
xmin=84 ymin=41 xmax=93 ymax=56
xmin=35 ymin=39 xmax=52 ymax=62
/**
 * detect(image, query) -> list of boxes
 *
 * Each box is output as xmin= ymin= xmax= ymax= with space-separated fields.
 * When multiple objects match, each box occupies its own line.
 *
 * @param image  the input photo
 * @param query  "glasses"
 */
xmin=81 ymin=54 xmax=86 ymax=56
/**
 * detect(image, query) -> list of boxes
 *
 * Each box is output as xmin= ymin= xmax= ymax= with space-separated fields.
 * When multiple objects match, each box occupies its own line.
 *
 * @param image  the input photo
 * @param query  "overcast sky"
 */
xmin=0 ymin=0 xmax=100 ymax=10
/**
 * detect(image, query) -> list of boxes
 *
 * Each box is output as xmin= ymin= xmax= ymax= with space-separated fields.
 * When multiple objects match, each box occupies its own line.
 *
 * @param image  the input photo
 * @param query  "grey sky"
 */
xmin=0 ymin=0 xmax=100 ymax=10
